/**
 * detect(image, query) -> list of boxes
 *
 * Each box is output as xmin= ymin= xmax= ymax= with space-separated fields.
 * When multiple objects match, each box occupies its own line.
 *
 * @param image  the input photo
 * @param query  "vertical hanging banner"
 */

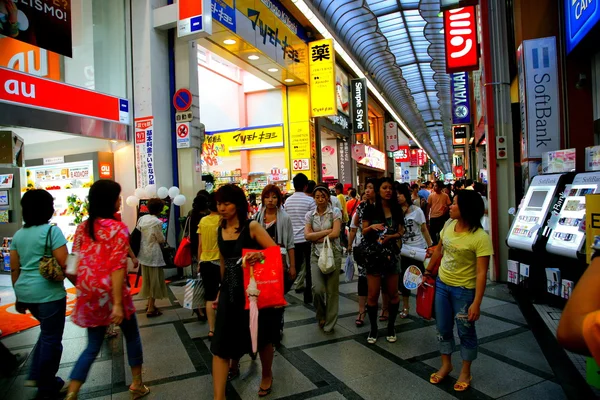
xmin=395 ymin=146 xmax=410 ymax=164
xmin=0 ymin=0 xmax=72 ymax=57
xmin=444 ymin=6 xmax=479 ymax=73
xmin=178 ymin=0 xmax=212 ymax=39
xmin=351 ymin=78 xmax=368 ymax=134
xmin=450 ymin=72 xmax=471 ymax=124
xmin=410 ymin=149 xmax=419 ymax=167
xmin=135 ymin=117 xmax=156 ymax=188
xmin=309 ymin=39 xmax=336 ymax=118
xmin=385 ymin=121 xmax=399 ymax=152
xmin=337 ymin=140 xmax=352 ymax=186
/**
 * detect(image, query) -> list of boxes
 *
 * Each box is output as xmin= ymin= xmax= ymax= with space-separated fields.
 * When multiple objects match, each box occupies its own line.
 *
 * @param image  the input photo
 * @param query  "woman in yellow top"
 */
xmin=426 ymin=190 xmax=493 ymax=392
xmin=198 ymin=192 xmax=221 ymax=339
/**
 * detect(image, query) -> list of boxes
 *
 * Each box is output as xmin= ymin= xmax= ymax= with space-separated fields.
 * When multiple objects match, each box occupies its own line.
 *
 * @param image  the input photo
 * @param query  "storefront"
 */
xmin=0 ymin=0 xmax=135 ymax=264
xmin=316 ymin=111 xmax=352 ymax=188
xmin=353 ymin=144 xmax=386 ymax=190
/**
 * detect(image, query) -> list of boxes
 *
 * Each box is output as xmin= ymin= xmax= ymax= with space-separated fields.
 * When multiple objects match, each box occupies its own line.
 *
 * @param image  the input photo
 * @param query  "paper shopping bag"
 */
xmin=416 ymin=275 xmax=436 ymax=320
xmin=183 ymin=278 xmax=205 ymax=310
xmin=242 ymin=246 xmax=286 ymax=310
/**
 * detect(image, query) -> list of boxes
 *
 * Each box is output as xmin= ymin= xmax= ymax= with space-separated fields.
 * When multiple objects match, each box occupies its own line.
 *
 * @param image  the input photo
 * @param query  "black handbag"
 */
xmin=161 ymin=244 xmax=177 ymax=268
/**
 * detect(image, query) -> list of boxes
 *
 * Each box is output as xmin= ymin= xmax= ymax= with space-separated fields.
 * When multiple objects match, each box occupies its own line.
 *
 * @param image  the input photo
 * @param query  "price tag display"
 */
xmin=293 ymin=159 xmax=310 ymax=171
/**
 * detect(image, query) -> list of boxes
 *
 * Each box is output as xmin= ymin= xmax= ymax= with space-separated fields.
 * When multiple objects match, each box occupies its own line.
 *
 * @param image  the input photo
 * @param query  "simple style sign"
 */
xmin=351 ymin=78 xmax=368 ymax=134
xmin=444 ymin=6 xmax=479 ymax=73
xmin=450 ymin=72 xmax=471 ymax=124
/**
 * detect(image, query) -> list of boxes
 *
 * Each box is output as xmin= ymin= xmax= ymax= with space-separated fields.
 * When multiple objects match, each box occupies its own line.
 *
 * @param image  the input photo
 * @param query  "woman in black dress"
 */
xmin=211 ymin=184 xmax=280 ymax=400
xmin=362 ymin=177 xmax=405 ymax=344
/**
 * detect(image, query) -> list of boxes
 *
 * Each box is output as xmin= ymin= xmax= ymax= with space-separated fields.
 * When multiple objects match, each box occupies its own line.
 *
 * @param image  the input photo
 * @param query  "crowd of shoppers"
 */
xmin=5 ymin=173 xmax=493 ymax=398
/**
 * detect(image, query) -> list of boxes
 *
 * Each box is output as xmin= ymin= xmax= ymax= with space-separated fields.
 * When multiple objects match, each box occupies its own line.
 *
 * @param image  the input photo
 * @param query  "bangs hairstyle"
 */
xmin=455 ymin=190 xmax=484 ymax=232
xmin=87 ymin=180 xmax=121 ymax=241
xmin=373 ymin=177 xmax=404 ymax=227
xmin=397 ymin=184 xmax=413 ymax=206
xmin=21 ymin=189 xmax=55 ymax=227
xmin=312 ymin=186 xmax=331 ymax=202
xmin=364 ymin=177 xmax=377 ymax=190
xmin=215 ymin=184 xmax=248 ymax=232
xmin=261 ymin=184 xmax=283 ymax=207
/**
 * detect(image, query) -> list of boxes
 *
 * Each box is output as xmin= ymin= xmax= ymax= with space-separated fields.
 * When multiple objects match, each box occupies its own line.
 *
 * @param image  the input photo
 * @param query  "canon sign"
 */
xmin=518 ymin=37 xmax=560 ymax=159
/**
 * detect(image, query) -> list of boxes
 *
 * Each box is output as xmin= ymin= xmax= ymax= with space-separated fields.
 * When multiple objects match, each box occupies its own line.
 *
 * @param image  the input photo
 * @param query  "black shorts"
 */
xmin=199 ymin=261 xmax=221 ymax=301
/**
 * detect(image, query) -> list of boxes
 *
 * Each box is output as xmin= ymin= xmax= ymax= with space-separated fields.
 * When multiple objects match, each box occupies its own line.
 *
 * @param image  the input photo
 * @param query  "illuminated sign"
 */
xmin=204 ymin=124 xmax=284 ymax=152
xmin=385 ymin=121 xmax=399 ymax=152
xmin=450 ymin=72 xmax=471 ymax=124
xmin=308 ymin=39 xmax=336 ymax=117
xmin=395 ymin=146 xmax=410 ymax=163
xmin=565 ymin=0 xmax=600 ymax=54
xmin=351 ymin=78 xmax=368 ymax=134
xmin=352 ymin=144 xmax=386 ymax=171
xmin=453 ymin=125 xmax=468 ymax=145
xmin=444 ymin=6 xmax=479 ymax=73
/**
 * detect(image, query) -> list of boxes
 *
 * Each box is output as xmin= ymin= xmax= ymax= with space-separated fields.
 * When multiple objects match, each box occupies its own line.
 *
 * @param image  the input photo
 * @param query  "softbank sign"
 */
xmin=519 ymin=37 xmax=560 ymax=159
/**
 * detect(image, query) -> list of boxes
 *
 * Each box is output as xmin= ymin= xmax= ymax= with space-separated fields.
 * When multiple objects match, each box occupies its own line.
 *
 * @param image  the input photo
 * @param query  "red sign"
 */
xmin=173 ymin=88 xmax=193 ymax=111
xmin=395 ymin=146 xmax=410 ymax=163
xmin=410 ymin=149 xmax=419 ymax=167
xmin=444 ymin=6 xmax=479 ymax=73
xmin=0 ymin=67 xmax=129 ymax=124
xmin=99 ymin=162 xmax=113 ymax=179
xmin=177 ymin=124 xmax=189 ymax=138
xmin=417 ymin=149 xmax=427 ymax=166
xmin=454 ymin=165 xmax=465 ymax=178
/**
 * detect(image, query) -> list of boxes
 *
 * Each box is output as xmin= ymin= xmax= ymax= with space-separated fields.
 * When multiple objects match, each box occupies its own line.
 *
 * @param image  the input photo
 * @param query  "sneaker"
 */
xmin=386 ymin=334 xmax=397 ymax=343
xmin=367 ymin=335 xmax=377 ymax=344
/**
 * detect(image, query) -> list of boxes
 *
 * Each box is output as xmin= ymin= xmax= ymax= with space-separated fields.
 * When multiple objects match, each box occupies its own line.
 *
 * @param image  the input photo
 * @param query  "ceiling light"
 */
xmin=284 ymin=78 xmax=294 ymax=83
xmin=268 ymin=68 xmax=279 ymax=72
xmin=248 ymin=55 xmax=260 ymax=60
xmin=223 ymin=39 xmax=237 ymax=45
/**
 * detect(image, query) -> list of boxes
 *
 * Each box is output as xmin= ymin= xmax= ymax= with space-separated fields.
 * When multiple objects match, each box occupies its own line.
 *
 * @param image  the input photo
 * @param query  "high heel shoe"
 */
xmin=129 ymin=375 xmax=150 ymax=399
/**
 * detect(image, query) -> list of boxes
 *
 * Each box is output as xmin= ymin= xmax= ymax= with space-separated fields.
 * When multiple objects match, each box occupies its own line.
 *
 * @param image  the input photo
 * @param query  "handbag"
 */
xmin=183 ymin=275 xmax=205 ymax=309
xmin=161 ymin=244 xmax=177 ymax=268
xmin=174 ymin=217 xmax=193 ymax=267
xmin=65 ymin=232 xmax=82 ymax=275
xmin=318 ymin=236 xmax=336 ymax=274
xmin=416 ymin=274 xmax=436 ymax=320
xmin=242 ymin=246 xmax=286 ymax=310
xmin=39 ymin=226 xmax=65 ymax=281
xmin=400 ymin=245 xmax=427 ymax=262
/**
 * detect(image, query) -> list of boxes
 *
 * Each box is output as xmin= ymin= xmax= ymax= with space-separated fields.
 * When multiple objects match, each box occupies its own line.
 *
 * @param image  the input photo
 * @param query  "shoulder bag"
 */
xmin=318 ymin=236 xmax=336 ymax=274
xmin=174 ymin=217 xmax=192 ymax=267
xmin=39 ymin=226 xmax=65 ymax=281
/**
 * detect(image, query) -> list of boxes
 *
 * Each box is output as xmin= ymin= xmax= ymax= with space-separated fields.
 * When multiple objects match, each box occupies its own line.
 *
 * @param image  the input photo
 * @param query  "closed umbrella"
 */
xmin=245 ymin=259 xmax=261 ymax=354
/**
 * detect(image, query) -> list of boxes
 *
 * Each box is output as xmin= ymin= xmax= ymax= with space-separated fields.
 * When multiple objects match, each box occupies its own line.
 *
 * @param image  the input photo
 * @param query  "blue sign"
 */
xmin=190 ymin=16 xmax=203 ymax=32
xmin=450 ymin=72 xmax=471 ymax=125
xmin=212 ymin=0 xmax=236 ymax=32
xmin=565 ymin=0 xmax=600 ymax=54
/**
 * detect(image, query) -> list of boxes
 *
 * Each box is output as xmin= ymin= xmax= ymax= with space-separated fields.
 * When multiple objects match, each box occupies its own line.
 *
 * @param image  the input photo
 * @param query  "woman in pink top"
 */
xmin=66 ymin=180 xmax=149 ymax=400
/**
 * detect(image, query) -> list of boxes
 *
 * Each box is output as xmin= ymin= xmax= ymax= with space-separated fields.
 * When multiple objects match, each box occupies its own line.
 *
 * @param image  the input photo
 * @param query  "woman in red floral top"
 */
xmin=66 ymin=180 xmax=149 ymax=400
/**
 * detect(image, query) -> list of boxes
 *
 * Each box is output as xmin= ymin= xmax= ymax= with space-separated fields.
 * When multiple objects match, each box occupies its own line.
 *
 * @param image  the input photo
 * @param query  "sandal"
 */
xmin=258 ymin=377 xmax=273 ymax=397
xmin=379 ymin=308 xmax=388 ymax=322
xmin=227 ymin=364 xmax=240 ymax=381
xmin=429 ymin=372 xmax=449 ymax=385
xmin=129 ymin=384 xmax=150 ymax=399
xmin=454 ymin=376 xmax=472 ymax=392
xmin=146 ymin=309 xmax=162 ymax=318
xmin=355 ymin=311 xmax=366 ymax=327
xmin=399 ymin=308 xmax=409 ymax=319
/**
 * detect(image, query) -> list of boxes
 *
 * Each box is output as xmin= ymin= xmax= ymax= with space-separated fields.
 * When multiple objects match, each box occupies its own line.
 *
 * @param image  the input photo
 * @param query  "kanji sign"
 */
xmin=135 ymin=117 xmax=155 ymax=188
xmin=444 ymin=6 xmax=479 ymax=73
xmin=308 ymin=39 xmax=336 ymax=118
xmin=204 ymin=124 xmax=284 ymax=152
xmin=395 ymin=146 xmax=410 ymax=163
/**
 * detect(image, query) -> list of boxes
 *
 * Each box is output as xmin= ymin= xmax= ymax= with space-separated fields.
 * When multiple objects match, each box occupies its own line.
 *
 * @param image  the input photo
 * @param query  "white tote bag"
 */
xmin=400 ymin=245 xmax=427 ymax=262
xmin=318 ymin=236 xmax=336 ymax=274
xmin=183 ymin=277 xmax=206 ymax=310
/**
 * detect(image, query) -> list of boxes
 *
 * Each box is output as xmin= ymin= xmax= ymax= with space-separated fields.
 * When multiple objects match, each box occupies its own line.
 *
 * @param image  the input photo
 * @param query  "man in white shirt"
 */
xmin=284 ymin=173 xmax=316 ymax=303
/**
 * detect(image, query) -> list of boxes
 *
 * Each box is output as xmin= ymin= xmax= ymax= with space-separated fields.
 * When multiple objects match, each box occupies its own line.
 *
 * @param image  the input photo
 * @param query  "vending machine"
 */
xmin=546 ymin=172 xmax=600 ymax=260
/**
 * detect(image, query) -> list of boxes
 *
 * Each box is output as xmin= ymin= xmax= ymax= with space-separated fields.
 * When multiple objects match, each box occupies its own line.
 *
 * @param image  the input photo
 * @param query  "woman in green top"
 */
xmin=10 ymin=190 xmax=69 ymax=398
xmin=426 ymin=190 xmax=493 ymax=392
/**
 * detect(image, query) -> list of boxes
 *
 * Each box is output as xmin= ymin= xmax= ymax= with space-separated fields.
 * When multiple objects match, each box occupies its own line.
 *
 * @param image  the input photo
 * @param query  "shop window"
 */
xmin=0 ymin=0 xmax=128 ymax=98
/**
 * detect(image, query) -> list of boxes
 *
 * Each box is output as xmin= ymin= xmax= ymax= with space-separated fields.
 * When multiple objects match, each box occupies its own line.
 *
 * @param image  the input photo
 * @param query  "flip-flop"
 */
xmin=129 ymin=384 xmax=150 ymax=399
xmin=454 ymin=377 xmax=472 ymax=392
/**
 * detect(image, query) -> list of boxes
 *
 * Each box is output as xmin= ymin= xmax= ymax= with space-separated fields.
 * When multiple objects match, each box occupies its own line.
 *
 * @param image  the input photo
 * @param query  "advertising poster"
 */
xmin=134 ymin=117 xmax=155 ymax=188
xmin=337 ymin=140 xmax=351 ymax=186
xmin=309 ymin=39 xmax=336 ymax=117
xmin=0 ymin=0 xmax=72 ymax=57
xmin=335 ymin=64 xmax=350 ymax=115
xmin=586 ymin=194 xmax=600 ymax=264
xmin=139 ymin=198 xmax=171 ymax=237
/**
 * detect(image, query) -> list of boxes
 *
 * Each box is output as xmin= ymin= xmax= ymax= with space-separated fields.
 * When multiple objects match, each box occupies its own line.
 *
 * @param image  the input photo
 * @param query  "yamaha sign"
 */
xmin=450 ymin=72 xmax=471 ymax=125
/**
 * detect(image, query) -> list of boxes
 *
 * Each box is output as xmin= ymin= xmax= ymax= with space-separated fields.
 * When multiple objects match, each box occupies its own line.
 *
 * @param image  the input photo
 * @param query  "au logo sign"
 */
xmin=308 ymin=39 xmax=336 ymax=118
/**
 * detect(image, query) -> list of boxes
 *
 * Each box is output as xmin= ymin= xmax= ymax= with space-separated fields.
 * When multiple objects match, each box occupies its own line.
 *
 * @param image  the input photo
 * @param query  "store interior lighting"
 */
xmin=290 ymin=0 xmax=426 ymax=152
xmin=248 ymin=55 xmax=260 ymax=60
xmin=284 ymin=78 xmax=295 ymax=83
xmin=268 ymin=68 xmax=279 ymax=72
xmin=223 ymin=39 xmax=237 ymax=45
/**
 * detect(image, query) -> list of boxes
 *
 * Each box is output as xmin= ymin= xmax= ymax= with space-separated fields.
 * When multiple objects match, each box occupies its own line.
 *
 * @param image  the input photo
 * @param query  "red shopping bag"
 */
xmin=416 ymin=274 xmax=436 ymax=320
xmin=174 ymin=237 xmax=192 ymax=267
xmin=242 ymin=246 xmax=286 ymax=310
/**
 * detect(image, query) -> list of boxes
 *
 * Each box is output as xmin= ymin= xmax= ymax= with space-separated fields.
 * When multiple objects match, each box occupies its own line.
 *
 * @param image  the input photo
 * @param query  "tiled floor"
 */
xmin=0 ymin=276 xmax=588 ymax=399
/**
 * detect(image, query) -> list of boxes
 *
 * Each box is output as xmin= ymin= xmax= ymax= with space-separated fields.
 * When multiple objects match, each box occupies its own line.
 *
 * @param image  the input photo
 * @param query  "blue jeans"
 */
xmin=434 ymin=278 xmax=478 ymax=361
xmin=25 ymin=297 xmax=67 ymax=396
xmin=70 ymin=314 xmax=143 ymax=382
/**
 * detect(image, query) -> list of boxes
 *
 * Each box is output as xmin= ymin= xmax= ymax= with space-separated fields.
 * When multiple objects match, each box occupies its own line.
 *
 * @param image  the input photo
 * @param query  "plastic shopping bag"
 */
xmin=174 ymin=236 xmax=192 ymax=267
xmin=183 ymin=277 xmax=205 ymax=310
xmin=318 ymin=236 xmax=336 ymax=274
xmin=242 ymin=246 xmax=286 ymax=310
xmin=344 ymin=255 xmax=355 ymax=282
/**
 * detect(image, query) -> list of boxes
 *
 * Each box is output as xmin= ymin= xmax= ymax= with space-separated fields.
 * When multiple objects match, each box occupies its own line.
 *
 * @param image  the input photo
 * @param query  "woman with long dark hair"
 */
xmin=66 ymin=181 xmax=148 ymax=400
xmin=189 ymin=190 xmax=210 ymax=321
xmin=211 ymin=184 xmax=280 ymax=399
xmin=10 ymin=190 xmax=69 ymax=398
xmin=426 ymin=190 xmax=493 ymax=392
xmin=362 ymin=178 xmax=405 ymax=344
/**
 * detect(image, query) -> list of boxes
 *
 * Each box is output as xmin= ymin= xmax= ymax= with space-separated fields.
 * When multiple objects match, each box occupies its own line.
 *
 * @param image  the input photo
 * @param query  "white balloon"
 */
xmin=126 ymin=196 xmax=139 ymax=208
xmin=134 ymin=188 xmax=148 ymax=199
xmin=145 ymin=184 xmax=157 ymax=197
xmin=168 ymin=186 xmax=180 ymax=198
xmin=173 ymin=194 xmax=187 ymax=206
xmin=157 ymin=187 xmax=169 ymax=199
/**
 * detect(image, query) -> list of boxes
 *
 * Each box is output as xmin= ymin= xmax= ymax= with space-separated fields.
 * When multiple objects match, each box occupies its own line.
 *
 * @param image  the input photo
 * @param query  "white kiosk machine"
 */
xmin=545 ymin=171 xmax=600 ymax=259
xmin=508 ymin=174 xmax=568 ymax=251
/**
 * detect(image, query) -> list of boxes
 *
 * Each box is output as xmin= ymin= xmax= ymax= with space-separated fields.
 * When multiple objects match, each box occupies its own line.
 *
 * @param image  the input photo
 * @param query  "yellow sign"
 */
xmin=309 ymin=39 xmax=336 ymax=118
xmin=204 ymin=124 xmax=284 ymax=155
xmin=235 ymin=0 xmax=308 ymax=82
xmin=586 ymin=194 xmax=600 ymax=264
